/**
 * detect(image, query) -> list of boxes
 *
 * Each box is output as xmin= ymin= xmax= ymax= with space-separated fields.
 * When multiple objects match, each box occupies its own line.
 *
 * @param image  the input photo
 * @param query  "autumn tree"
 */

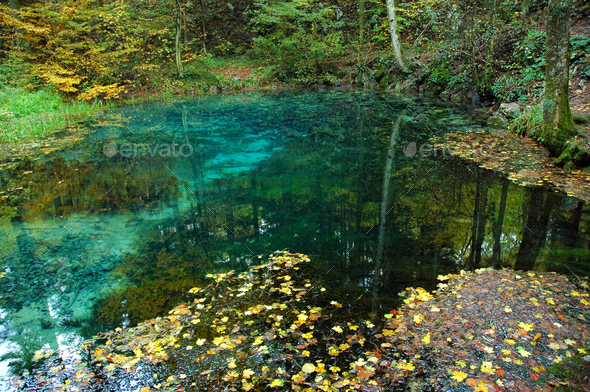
xmin=542 ymin=0 xmax=576 ymax=157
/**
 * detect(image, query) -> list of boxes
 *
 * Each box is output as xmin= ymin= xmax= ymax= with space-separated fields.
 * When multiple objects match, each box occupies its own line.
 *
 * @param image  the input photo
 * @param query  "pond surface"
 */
xmin=0 ymin=89 xmax=589 ymax=386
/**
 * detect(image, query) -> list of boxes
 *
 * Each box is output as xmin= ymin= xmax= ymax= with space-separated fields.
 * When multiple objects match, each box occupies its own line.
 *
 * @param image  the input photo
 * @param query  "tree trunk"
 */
xmin=385 ymin=0 xmax=407 ymax=72
xmin=542 ymin=0 xmax=575 ymax=157
xmin=483 ymin=0 xmax=497 ymax=93
xmin=359 ymin=0 xmax=366 ymax=41
xmin=198 ymin=0 xmax=208 ymax=52
xmin=175 ymin=10 xmax=184 ymax=77
xmin=372 ymin=114 xmax=403 ymax=313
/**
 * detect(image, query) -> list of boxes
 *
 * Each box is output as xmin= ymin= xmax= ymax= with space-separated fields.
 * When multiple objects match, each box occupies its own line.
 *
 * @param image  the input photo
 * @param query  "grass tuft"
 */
xmin=0 ymin=88 xmax=103 ymax=144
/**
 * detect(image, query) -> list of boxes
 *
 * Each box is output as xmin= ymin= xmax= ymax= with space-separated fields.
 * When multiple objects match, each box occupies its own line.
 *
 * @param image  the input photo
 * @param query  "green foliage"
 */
xmin=509 ymin=104 xmax=543 ymax=141
xmin=0 ymin=87 xmax=102 ymax=142
xmin=570 ymin=34 xmax=590 ymax=63
xmin=366 ymin=0 xmax=443 ymax=46
xmin=491 ymin=74 xmax=528 ymax=103
xmin=428 ymin=60 xmax=450 ymax=86
xmin=514 ymin=30 xmax=546 ymax=69
xmin=548 ymin=346 xmax=590 ymax=392
xmin=250 ymin=0 xmax=345 ymax=83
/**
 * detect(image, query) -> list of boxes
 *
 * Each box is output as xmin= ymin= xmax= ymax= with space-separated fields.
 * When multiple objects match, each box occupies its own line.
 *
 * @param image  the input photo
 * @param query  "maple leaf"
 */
xmin=451 ymin=370 xmax=468 ymax=382
xmin=396 ymin=361 xmax=415 ymax=371
xmin=243 ymin=369 xmax=254 ymax=379
xmin=518 ymin=322 xmax=534 ymax=332
xmin=473 ymin=380 xmax=490 ymax=392
xmin=422 ymin=333 xmax=431 ymax=344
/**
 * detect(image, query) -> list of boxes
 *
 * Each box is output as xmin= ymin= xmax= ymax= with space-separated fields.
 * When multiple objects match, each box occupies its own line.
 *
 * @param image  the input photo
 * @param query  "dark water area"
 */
xmin=0 ymin=89 xmax=588 ymax=382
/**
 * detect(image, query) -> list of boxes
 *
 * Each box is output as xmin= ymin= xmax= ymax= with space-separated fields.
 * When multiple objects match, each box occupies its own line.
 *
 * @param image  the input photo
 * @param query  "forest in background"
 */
xmin=0 ymin=0 xmax=588 ymax=103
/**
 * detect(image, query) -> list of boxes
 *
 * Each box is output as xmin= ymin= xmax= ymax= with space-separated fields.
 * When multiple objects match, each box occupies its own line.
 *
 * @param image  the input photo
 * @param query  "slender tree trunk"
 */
xmin=483 ymin=0 xmax=497 ymax=92
xmin=183 ymin=11 xmax=188 ymax=48
xmin=542 ymin=0 xmax=575 ymax=157
xmin=491 ymin=178 xmax=509 ymax=267
xmin=372 ymin=114 xmax=403 ymax=313
xmin=385 ymin=0 xmax=408 ymax=72
xmin=198 ymin=0 xmax=208 ymax=52
xmin=359 ymin=0 xmax=366 ymax=41
xmin=175 ymin=7 xmax=184 ymax=77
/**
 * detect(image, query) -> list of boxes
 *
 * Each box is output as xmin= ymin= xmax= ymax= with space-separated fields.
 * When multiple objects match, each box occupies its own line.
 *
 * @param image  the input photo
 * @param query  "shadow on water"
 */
xmin=0 ymin=89 xmax=589 ymax=373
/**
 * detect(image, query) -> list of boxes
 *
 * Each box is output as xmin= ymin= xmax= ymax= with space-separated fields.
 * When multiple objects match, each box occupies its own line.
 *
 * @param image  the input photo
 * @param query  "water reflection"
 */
xmin=0 ymin=90 xmax=589 ymax=382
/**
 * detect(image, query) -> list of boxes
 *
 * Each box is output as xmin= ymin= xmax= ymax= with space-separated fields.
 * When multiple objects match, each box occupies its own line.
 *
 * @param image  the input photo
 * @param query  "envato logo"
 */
xmin=103 ymin=142 xmax=193 ymax=158
xmin=402 ymin=142 xmax=493 ymax=158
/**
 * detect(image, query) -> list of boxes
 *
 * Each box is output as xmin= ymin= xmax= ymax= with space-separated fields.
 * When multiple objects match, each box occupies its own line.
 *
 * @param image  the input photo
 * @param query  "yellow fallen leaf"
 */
xmin=302 ymin=363 xmax=316 ymax=373
xmin=451 ymin=370 xmax=467 ymax=382
xmin=269 ymin=379 xmax=284 ymax=387
xmin=518 ymin=322 xmax=534 ymax=332
xmin=396 ymin=361 xmax=415 ymax=371
xmin=480 ymin=361 xmax=495 ymax=374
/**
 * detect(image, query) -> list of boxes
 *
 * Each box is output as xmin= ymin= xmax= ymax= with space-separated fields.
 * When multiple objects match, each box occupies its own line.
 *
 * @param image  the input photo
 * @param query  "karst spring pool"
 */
xmin=0 ymin=89 xmax=589 ymax=387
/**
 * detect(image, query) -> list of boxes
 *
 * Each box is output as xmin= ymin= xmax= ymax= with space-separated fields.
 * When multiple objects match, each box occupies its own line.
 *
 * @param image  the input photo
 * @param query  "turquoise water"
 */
xmin=0 ymin=89 xmax=589 ymax=385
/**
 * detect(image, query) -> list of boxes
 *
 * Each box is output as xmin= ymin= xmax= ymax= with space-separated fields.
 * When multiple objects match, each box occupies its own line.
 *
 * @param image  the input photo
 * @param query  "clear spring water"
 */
xmin=0 ymin=88 xmax=589 ymax=386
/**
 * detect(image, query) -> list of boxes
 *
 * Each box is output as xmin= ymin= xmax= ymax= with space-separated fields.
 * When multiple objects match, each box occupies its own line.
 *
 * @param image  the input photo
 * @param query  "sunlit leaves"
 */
xmin=518 ymin=322 xmax=534 ymax=332
xmin=451 ymin=370 xmax=468 ymax=382
xmin=395 ymin=360 xmax=415 ymax=371
xmin=480 ymin=361 xmax=495 ymax=374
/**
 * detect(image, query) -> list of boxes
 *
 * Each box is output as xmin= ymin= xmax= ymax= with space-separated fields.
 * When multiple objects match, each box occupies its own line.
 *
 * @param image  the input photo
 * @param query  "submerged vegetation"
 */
xmin=15 ymin=252 xmax=590 ymax=391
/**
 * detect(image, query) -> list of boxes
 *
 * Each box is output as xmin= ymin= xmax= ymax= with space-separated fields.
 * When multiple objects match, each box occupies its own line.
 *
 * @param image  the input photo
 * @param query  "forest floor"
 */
xmin=431 ymin=128 xmax=590 ymax=203
xmin=16 ymin=253 xmax=590 ymax=391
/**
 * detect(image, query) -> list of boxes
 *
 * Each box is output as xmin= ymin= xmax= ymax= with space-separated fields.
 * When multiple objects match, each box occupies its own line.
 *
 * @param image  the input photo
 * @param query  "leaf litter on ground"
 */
xmin=16 ymin=252 xmax=590 ymax=391
xmin=432 ymin=130 xmax=590 ymax=203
